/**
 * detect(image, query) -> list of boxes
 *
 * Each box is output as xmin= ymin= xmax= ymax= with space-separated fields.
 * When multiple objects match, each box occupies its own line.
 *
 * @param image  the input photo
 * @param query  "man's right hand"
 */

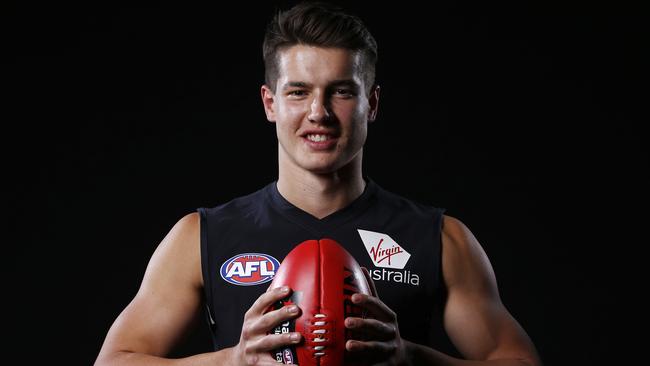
xmin=229 ymin=286 xmax=303 ymax=365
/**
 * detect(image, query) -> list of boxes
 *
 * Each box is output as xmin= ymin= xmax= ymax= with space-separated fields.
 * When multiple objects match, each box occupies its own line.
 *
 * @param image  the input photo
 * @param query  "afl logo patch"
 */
xmin=220 ymin=253 xmax=280 ymax=286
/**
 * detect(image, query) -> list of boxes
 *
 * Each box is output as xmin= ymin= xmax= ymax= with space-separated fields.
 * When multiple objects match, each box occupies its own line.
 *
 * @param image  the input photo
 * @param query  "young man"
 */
xmin=95 ymin=3 xmax=542 ymax=365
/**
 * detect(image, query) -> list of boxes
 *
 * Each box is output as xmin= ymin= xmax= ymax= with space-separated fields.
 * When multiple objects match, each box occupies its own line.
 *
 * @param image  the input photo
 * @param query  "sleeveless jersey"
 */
xmin=198 ymin=178 xmax=454 ymax=353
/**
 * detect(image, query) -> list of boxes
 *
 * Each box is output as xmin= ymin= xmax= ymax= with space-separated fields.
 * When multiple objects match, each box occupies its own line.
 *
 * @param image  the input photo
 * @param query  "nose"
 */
xmin=307 ymin=94 xmax=331 ymax=123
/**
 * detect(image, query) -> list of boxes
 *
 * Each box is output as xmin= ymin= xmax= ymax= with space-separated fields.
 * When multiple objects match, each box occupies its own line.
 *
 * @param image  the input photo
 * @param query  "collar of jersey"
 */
xmin=265 ymin=177 xmax=377 ymax=234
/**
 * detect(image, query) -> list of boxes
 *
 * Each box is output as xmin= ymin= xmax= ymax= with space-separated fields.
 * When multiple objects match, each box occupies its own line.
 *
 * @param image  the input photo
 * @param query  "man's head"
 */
xmin=260 ymin=2 xmax=380 ymax=176
xmin=263 ymin=2 xmax=378 ymax=96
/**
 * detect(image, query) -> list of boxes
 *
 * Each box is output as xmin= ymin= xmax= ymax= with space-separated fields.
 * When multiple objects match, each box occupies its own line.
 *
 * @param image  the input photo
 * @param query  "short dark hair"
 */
xmin=262 ymin=2 xmax=378 ymax=94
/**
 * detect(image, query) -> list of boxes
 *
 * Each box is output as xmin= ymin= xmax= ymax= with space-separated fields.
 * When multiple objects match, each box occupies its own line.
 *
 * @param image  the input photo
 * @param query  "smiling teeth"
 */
xmin=307 ymin=134 xmax=330 ymax=142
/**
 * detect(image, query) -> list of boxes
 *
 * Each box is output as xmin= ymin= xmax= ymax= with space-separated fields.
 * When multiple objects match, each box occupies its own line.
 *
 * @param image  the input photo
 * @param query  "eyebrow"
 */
xmin=281 ymin=79 xmax=360 ymax=91
xmin=329 ymin=79 xmax=359 ymax=89
xmin=282 ymin=81 xmax=311 ymax=90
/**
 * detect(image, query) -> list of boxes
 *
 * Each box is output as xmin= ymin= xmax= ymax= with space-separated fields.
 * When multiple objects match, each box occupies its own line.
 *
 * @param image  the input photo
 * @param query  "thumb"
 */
xmin=360 ymin=266 xmax=378 ymax=297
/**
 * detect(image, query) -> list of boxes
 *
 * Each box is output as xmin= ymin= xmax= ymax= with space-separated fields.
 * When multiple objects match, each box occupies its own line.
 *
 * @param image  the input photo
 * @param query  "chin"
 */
xmin=303 ymin=165 xmax=339 ymax=175
xmin=298 ymin=151 xmax=361 ymax=175
xmin=295 ymin=159 xmax=337 ymax=174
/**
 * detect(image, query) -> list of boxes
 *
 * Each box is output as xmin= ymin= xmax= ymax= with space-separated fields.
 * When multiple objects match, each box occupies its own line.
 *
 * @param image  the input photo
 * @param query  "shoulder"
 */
xmin=146 ymin=212 xmax=202 ymax=288
xmin=164 ymin=212 xmax=200 ymax=246
xmin=440 ymin=215 xmax=498 ymax=294
xmin=441 ymin=215 xmax=474 ymax=247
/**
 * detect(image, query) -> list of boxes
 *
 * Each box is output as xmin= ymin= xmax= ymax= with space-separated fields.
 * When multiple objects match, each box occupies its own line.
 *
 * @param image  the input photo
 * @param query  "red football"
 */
xmin=268 ymin=238 xmax=372 ymax=366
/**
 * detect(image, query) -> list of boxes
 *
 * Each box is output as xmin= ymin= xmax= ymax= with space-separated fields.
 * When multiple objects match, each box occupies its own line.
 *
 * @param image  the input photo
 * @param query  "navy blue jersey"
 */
xmin=198 ymin=178 xmax=454 ymax=353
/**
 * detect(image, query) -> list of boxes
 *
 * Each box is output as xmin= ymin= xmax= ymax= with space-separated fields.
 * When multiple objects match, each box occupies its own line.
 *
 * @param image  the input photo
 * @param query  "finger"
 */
xmin=246 ymin=332 xmax=302 ymax=353
xmin=360 ymin=267 xmax=378 ymax=297
xmin=256 ymin=361 xmax=288 ymax=366
xmin=351 ymin=293 xmax=396 ymax=322
xmin=246 ymin=286 xmax=291 ymax=318
xmin=252 ymin=362 xmax=286 ymax=366
xmin=345 ymin=317 xmax=396 ymax=341
xmin=346 ymin=339 xmax=395 ymax=355
xmin=241 ymin=352 xmax=285 ymax=366
xmin=249 ymin=303 xmax=301 ymax=334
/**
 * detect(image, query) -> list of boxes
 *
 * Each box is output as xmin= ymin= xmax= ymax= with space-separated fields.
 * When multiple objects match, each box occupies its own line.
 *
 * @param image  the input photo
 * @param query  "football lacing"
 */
xmin=312 ymin=313 xmax=327 ymax=357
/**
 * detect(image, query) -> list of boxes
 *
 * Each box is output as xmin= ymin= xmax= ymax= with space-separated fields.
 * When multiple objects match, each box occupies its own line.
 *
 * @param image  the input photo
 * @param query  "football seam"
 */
xmin=317 ymin=240 xmax=324 ymax=364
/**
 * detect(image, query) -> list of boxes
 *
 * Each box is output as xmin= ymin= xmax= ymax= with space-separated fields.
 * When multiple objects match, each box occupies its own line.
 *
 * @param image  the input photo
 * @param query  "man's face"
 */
xmin=261 ymin=45 xmax=379 ymax=175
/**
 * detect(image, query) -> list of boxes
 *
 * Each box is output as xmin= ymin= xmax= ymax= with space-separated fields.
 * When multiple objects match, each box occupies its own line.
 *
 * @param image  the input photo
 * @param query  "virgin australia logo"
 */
xmin=357 ymin=229 xmax=411 ymax=269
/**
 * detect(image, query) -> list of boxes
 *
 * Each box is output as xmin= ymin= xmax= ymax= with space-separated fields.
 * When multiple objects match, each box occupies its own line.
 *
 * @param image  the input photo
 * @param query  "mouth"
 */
xmin=304 ymin=133 xmax=335 ymax=142
xmin=301 ymin=132 xmax=339 ymax=150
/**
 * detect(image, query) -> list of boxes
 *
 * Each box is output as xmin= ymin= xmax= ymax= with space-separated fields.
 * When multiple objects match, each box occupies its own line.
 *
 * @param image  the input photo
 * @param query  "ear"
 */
xmin=367 ymin=85 xmax=380 ymax=123
xmin=261 ymin=84 xmax=276 ymax=122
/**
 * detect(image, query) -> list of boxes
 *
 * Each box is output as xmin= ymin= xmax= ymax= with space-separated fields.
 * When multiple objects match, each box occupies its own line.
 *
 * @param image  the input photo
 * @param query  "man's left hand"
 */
xmin=345 ymin=268 xmax=412 ymax=366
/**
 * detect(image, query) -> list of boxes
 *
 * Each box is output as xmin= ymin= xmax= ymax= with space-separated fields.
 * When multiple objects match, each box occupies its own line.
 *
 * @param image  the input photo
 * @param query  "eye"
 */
xmin=287 ymin=90 xmax=307 ymax=97
xmin=334 ymin=88 xmax=355 ymax=98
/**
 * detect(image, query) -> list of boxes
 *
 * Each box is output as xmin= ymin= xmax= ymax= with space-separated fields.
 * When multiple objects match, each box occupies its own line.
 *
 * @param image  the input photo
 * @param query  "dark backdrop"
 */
xmin=5 ymin=1 xmax=646 ymax=365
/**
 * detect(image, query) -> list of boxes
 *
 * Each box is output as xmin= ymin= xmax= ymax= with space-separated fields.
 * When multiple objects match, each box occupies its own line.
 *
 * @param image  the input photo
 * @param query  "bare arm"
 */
xmin=94 ymin=213 xmax=230 ymax=365
xmin=408 ymin=215 xmax=542 ymax=366
xmin=94 ymin=212 xmax=303 ymax=366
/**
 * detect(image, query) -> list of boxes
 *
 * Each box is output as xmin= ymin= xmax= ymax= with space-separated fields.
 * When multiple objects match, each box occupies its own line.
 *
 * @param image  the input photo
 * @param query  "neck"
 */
xmin=277 ymin=154 xmax=366 ymax=220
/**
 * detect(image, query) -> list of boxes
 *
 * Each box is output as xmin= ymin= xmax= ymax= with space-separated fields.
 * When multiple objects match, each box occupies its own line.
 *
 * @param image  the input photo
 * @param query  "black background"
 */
xmin=4 ymin=1 xmax=647 ymax=365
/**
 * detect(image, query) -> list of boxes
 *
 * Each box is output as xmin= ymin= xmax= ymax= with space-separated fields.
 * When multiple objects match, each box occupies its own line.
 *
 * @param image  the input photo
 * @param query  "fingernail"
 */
xmin=346 ymin=340 xmax=356 ymax=351
xmin=290 ymin=332 xmax=300 ymax=341
xmin=352 ymin=294 xmax=362 ymax=303
xmin=281 ymin=286 xmax=290 ymax=293
xmin=287 ymin=305 xmax=298 ymax=313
